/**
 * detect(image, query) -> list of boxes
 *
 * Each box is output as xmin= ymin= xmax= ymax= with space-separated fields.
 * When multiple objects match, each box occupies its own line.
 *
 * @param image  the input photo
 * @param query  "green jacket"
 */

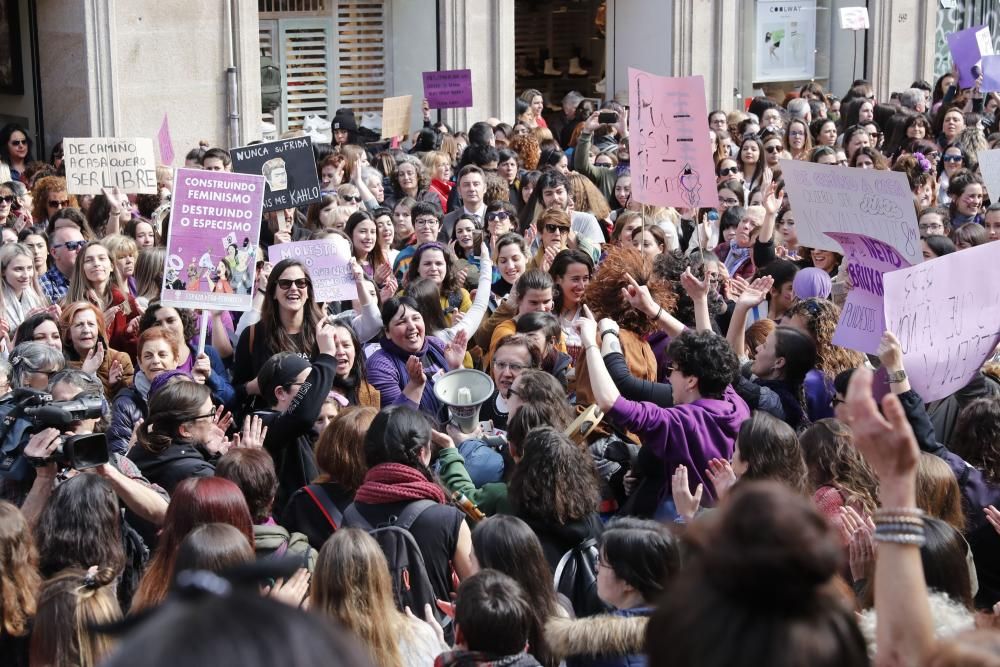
xmin=437 ymin=446 xmax=512 ymax=516
xmin=254 ymin=522 xmax=318 ymax=571
xmin=574 ymin=132 xmax=618 ymax=201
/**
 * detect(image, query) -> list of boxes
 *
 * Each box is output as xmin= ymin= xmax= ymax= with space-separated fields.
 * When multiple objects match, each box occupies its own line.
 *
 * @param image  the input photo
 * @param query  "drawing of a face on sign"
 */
xmin=262 ymin=157 xmax=288 ymax=191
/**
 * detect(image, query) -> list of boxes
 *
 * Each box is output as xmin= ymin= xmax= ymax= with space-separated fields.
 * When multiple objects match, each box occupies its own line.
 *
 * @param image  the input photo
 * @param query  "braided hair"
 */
xmin=363 ymin=405 xmax=436 ymax=483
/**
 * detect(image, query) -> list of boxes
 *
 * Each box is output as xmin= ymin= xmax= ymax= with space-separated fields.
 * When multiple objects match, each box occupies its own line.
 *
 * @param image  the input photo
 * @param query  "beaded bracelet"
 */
xmin=873 ymin=532 xmax=926 ymax=546
xmin=873 ymin=507 xmax=924 ymax=519
xmin=873 ymin=514 xmax=925 ymax=526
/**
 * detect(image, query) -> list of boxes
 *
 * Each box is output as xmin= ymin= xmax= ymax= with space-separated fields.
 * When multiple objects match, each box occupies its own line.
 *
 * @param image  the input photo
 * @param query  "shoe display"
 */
xmin=568 ymin=57 xmax=588 ymax=76
xmin=516 ymin=55 xmax=535 ymax=78
xmin=544 ymin=58 xmax=563 ymax=76
xmin=595 ymin=76 xmax=606 ymax=94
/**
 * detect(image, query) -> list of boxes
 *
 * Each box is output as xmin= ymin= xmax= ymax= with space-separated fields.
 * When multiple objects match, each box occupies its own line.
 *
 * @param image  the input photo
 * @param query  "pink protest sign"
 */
xmin=883 ymin=242 xmax=1000 ymax=403
xmin=826 ymin=232 xmax=910 ymax=355
xmin=161 ymin=168 xmax=266 ymax=311
xmin=422 ymin=70 xmax=473 ymax=109
xmin=269 ymin=238 xmax=357 ymax=303
xmin=628 ymin=69 xmax=716 ymax=208
xmin=157 ymin=114 xmax=174 ymax=165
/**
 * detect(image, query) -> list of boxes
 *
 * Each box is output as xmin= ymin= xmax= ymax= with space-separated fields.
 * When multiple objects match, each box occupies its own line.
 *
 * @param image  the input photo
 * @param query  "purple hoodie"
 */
xmin=608 ymin=385 xmax=750 ymax=505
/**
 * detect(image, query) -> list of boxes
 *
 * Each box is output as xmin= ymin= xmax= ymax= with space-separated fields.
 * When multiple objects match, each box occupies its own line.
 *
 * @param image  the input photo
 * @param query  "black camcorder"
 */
xmin=0 ymin=388 xmax=108 ymax=473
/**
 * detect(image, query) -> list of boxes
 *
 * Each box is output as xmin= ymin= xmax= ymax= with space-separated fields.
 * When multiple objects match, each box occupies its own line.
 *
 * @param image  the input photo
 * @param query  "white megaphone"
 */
xmin=433 ymin=368 xmax=495 ymax=434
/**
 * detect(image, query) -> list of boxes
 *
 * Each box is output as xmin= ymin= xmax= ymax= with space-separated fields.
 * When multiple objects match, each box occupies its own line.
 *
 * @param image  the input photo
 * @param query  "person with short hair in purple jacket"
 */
xmin=578 ymin=315 xmax=750 ymax=510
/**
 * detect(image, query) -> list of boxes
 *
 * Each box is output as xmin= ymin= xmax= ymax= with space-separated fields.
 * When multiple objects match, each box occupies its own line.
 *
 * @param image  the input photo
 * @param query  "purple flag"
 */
xmin=158 ymin=114 xmax=175 ymax=165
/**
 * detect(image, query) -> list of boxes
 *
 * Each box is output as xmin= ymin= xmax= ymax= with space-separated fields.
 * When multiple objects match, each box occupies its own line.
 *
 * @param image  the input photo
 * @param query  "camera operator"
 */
xmin=19 ymin=369 xmax=169 ymax=527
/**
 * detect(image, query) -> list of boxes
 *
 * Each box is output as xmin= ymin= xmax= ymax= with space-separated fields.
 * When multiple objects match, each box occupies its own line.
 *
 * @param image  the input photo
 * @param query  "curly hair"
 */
xmin=736 ymin=412 xmax=809 ymax=494
xmin=391 ymin=155 xmax=430 ymax=200
xmin=0 ymin=501 xmax=39 ymax=637
xmin=785 ymin=298 xmax=865 ymax=380
xmin=584 ymin=245 xmax=675 ymax=337
xmin=30 ymin=175 xmax=78 ymax=224
xmin=799 ymin=419 xmax=879 ymax=516
xmin=405 ymin=242 xmax=461 ymax=299
xmin=484 ymin=172 xmax=510 ymax=205
xmin=950 ymin=398 xmax=1000 ymax=484
xmin=509 ymin=133 xmax=541 ymax=170
xmin=568 ymin=173 xmax=611 ymax=220
xmin=667 ymin=329 xmax=740 ymax=400
xmin=652 ymin=250 xmax=727 ymax=325
xmin=509 ymin=426 xmax=600 ymax=525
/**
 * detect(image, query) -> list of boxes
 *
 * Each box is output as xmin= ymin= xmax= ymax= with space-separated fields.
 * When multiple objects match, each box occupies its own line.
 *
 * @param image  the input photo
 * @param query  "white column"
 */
xmin=869 ymin=0 xmax=937 ymax=101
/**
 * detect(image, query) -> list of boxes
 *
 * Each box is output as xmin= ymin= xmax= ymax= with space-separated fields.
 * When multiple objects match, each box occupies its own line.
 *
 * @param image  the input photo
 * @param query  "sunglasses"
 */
xmin=52 ymin=240 xmax=88 ymax=252
xmin=718 ymin=166 xmax=739 ymax=176
xmin=9 ymin=139 xmax=27 ymax=147
xmin=341 ymin=194 xmax=362 ymax=203
xmin=0 ymin=195 xmax=13 ymax=204
xmin=544 ymin=223 xmax=570 ymax=234
xmin=48 ymin=199 xmax=70 ymax=208
xmin=485 ymin=211 xmax=510 ymax=222
xmin=765 ymin=145 xmax=782 ymax=154
xmin=277 ymin=278 xmax=310 ymax=290
xmin=942 ymin=155 xmax=964 ymax=163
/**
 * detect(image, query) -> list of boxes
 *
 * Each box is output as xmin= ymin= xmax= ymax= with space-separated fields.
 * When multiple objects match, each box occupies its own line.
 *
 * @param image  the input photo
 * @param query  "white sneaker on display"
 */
xmin=568 ymin=57 xmax=588 ymax=76
xmin=544 ymin=58 xmax=563 ymax=76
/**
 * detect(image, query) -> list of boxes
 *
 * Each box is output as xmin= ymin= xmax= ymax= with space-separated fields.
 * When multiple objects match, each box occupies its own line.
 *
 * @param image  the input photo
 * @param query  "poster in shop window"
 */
xmin=754 ymin=0 xmax=817 ymax=83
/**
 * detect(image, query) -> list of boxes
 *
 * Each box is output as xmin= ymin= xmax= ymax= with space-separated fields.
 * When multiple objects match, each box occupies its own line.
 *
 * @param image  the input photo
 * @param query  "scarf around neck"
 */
xmin=354 ymin=462 xmax=447 ymax=505
xmin=724 ymin=240 xmax=751 ymax=276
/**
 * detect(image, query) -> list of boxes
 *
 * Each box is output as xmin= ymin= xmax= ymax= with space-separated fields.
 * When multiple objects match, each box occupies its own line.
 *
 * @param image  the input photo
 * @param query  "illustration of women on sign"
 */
xmin=765 ymin=29 xmax=784 ymax=62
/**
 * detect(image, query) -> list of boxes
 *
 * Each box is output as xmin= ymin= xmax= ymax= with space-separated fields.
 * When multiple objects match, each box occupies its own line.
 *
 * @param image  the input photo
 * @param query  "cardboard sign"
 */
xmin=779 ymin=159 xmax=923 ymax=266
xmin=64 ymin=137 xmax=157 ymax=194
xmin=826 ymin=232 xmax=910 ymax=355
xmin=161 ymin=168 xmax=266 ymax=311
xmin=381 ymin=95 xmax=413 ymax=139
xmin=422 ymin=69 xmax=473 ymax=109
xmin=977 ymin=148 xmax=1000 ymax=201
xmin=838 ymin=7 xmax=869 ymax=31
xmin=947 ymin=25 xmax=994 ymax=89
xmin=982 ymin=55 xmax=1000 ymax=94
xmin=627 ymin=69 xmax=717 ymax=208
xmin=269 ymin=238 xmax=357 ymax=303
xmin=883 ymin=242 xmax=1000 ymax=403
xmin=157 ymin=114 xmax=174 ymax=165
xmin=231 ymin=136 xmax=321 ymax=213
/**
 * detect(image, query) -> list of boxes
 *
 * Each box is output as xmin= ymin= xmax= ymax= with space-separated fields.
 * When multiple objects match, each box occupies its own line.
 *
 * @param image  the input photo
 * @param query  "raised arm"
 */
xmin=599 ymin=318 xmax=674 ymax=407
xmin=445 ymin=244 xmax=493 ymax=342
xmin=577 ymin=306 xmax=620 ymax=413
xmin=726 ymin=276 xmax=774 ymax=361
xmin=620 ymin=272 xmax=686 ymax=338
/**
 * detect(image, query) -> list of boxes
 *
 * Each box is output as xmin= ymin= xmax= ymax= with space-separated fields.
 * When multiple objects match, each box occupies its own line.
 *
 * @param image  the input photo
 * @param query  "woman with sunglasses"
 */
xmin=232 ymin=258 xmax=325 ymax=409
xmin=63 ymin=241 xmax=140 ymax=360
xmin=0 ymin=182 xmax=20 ymax=229
xmin=716 ymin=158 xmax=742 ymax=185
xmin=760 ymin=129 xmax=787 ymax=169
xmin=30 ymin=176 xmax=78 ymax=227
xmin=485 ymin=201 xmax=516 ymax=248
xmin=937 ymin=145 xmax=967 ymax=205
xmin=0 ymin=124 xmax=31 ymax=182
xmin=529 ymin=208 xmax=599 ymax=272
xmin=60 ymin=301 xmax=134 ymax=400
xmin=783 ymin=118 xmax=812 ymax=161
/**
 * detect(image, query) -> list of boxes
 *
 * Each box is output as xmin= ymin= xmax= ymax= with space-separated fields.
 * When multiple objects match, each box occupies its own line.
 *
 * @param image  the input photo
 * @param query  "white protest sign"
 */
xmin=977 ymin=148 xmax=1000 ymax=202
xmin=838 ymin=7 xmax=869 ymax=30
xmin=269 ymin=238 xmax=357 ymax=303
xmin=779 ymin=159 xmax=922 ymax=266
xmin=883 ymin=242 xmax=1000 ymax=403
xmin=64 ymin=137 xmax=158 ymax=194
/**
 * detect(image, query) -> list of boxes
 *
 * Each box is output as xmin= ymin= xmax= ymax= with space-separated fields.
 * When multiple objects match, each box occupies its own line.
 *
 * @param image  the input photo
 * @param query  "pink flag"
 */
xmin=157 ymin=114 xmax=174 ymax=165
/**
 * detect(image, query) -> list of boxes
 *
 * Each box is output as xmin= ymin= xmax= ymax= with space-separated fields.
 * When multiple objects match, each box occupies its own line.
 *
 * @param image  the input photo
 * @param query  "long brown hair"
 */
xmin=799 ymin=419 xmax=879 ymax=516
xmin=785 ymin=298 xmax=866 ymax=380
xmin=258 ymin=258 xmax=323 ymax=358
xmin=0 ymin=501 xmax=39 ymax=637
xmin=64 ymin=241 xmax=124 ymax=309
xmin=30 ymin=567 xmax=121 ymax=667
xmin=314 ymin=406 xmax=377 ymax=490
xmin=311 ymin=529 xmax=412 ymax=667
xmin=916 ymin=453 xmax=966 ymax=533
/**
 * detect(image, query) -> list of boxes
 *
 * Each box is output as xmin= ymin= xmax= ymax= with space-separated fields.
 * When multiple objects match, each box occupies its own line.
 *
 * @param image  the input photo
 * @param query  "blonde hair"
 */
xmin=311 ymin=529 xmax=413 ymax=667
xmin=422 ymin=150 xmax=451 ymax=175
xmin=0 ymin=501 xmax=39 ymax=637
xmin=101 ymin=234 xmax=139 ymax=293
xmin=30 ymin=567 xmax=121 ymax=667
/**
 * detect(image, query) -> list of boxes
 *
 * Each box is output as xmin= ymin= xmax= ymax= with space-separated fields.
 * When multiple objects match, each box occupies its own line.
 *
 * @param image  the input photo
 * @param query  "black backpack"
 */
xmin=554 ymin=537 xmax=608 ymax=617
xmin=342 ymin=500 xmax=451 ymax=631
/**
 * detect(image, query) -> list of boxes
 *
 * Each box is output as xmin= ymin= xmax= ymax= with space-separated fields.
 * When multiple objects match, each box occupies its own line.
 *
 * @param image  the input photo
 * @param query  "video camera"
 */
xmin=0 ymin=388 xmax=108 ymax=474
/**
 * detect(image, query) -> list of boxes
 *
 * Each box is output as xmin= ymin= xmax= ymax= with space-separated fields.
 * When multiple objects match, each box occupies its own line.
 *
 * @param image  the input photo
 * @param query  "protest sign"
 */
xmin=826 ymin=232 xmax=910 ymax=355
xmin=381 ymin=95 xmax=413 ymax=139
xmin=977 ymin=148 xmax=1000 ymax=201
xmin=269 ymin=238 xmax=357 ymax=303
xmin=947 ymin=25 xmax=994 ymax=89
xmin=838 ymin=7 xmax=869 ymax=31
xmin=983 ymin=55 xmax=1000 ymax=93
xmin=157 ymin=114 xmax=174 ymax=165
xmin=627 ymin=69 xmax=717 ymax=208
xmin=64 ymin=138 xmax=157 ymax=195
xmin=161 ymin=168 xmax=265 ymax=311
xmin=883 ymin=242 xmax=1000 ymax=403
xmin=779 ymin=159 xmax=923 ymax=266
xmin=422 ymin=69 xmax=473 ymax=109
xmin=231 ymin=136 xmax=321 ymax=213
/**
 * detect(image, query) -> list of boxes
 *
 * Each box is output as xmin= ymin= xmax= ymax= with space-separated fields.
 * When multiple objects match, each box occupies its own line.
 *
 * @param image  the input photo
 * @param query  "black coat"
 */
xmin=127 ymin=439 xmax=215 ymax=495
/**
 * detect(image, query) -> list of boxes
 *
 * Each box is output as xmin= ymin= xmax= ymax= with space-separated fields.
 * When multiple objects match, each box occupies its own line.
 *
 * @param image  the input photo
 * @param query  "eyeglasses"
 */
xmin=277 ymin=278 xmax=310 ymax=290
xmin=48 ymin=199 xmax=70 ymax=209
xmin=942 ymin=155 xmax=964 ymax=163
xmin=919 ymin=223 xmax=944 ymax=232
xmin=52 ymin=240 xmax=88 ymax=252
xmin=765 ymin=145 xmax=782 ymax=154
xmin=191 ymin=412 xmax=218 ymax=421
xmin=788 ymin=131 xmax=806 ymax=138
xmin=493 ymin=361 xmax=530 ymax=372
xmin=341 ymin=195 xmax=362 ymax=203
xmin=0 ymin=195 xmax=13 ymax=204
xmin=485 ymin=211 xmax=510 ymax=222
xmin=719 ymin=197 xmax=740 ymax=206
xmin=9 ymin=139 xmax=27 ymax=146
xmin=414 ymin=217 xmax=439 ymax=228
xmin=718 ymin=166 xmax=739 ymax=176
xmin=544 ymin=223 xmax=570 ymax=234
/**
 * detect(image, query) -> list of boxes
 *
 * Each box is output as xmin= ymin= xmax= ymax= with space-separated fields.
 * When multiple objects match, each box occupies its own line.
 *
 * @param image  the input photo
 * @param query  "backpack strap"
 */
xmin=554 ymin=536 xmax=598 ymax=585
xmin=392 ymin=499 xmax=437 ymax=531
xmin=303 ymin=484 xmax=343 ymax=531
xmin=248 ymin=323 xmax=256 ymax=354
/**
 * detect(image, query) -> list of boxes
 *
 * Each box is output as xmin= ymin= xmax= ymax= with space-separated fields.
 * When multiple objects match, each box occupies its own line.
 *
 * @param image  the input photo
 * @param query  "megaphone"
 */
xmin=433 ymin=368 xmax=495 ymax=433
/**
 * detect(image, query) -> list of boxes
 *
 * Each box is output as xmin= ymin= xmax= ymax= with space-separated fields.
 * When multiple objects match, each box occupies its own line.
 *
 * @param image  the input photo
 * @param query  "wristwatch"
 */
xmin=886 ymin=369 xmax=907 ymax=384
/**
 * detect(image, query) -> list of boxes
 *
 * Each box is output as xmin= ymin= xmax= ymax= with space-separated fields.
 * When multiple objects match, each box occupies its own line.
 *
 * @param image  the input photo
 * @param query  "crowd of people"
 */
xmin=2 ymin=62 xmax=1000 ymax=666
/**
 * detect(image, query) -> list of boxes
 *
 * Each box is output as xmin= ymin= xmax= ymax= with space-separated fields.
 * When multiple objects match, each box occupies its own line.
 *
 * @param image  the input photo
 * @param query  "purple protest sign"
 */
xmin=947 ymin=25 xmax=994 ymax=89
xmin=269 ymin=238 xmax=357 ymax=303
xmin=422 ymin=69 xmax=473 ymax=109
xmin=826 ymin=232 xmax=910 ymax=355
xmin=157 ymin=114 xmax=174 ymax=165
xmin=161 ymin=168 xmax=266 ymax=311
xmin=883 ymin=242 xmax=1000 ymax=403
xmin=983 ymin=55 xmax=1000 ymax=93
